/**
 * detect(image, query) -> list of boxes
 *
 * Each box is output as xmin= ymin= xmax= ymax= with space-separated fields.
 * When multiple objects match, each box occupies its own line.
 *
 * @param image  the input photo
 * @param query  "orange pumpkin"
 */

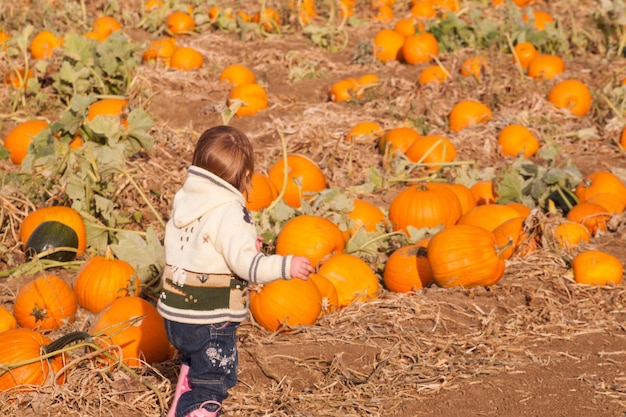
xmin=552 ymin=221 xmax=590 ymax=249
xmin=88 ymin=297 xmax=171 ymax=366
xmin=249 ymin=278 xmax=322 ymax=332
xmin=497 ymin=124 xmax=540 ymax=157
xmin=3 ymin=119 xmax=48 ymax=165
xmin=383 ymin=243 xmax=433 ymax=292
xmin=170 ymin=46 xmax=204 ymax=70
xmin=378 ymin=126 xmax=420 ymax=155
xmin=20 ymin=206 xmax=87 ymax=253
xmin=309 ymin=273 xmax=339 ymax=314
xmin=87 ymin=98 xmax=129 ymax=128
xmin=470 ymin=180 xmax=497 ymax=205
xmin=460 ymin=57 xmax=489 ymax=78
xmin=275 ymin=215 xmax=345 ymax=267
xmin=506 ymin=201 xmax=532 ymax=218
xmin=29 ymin=30 xmax=63 ymax=59
xmin=0 ymin=304 xmax=17 ymax=333
xmin=404 ymin=134 xmax=457 ymax=171
xmin=565 ymin=202 xmax=610 ymax=236
xmin=219 ymin=64 xmax=255 ymax=87
xmin=512 ymin=42 xmax=537 ymax=70
xmin=457 ymin=204 xmax=523 ymax=232
xmin=437 ymin=183 xmax=476 ymax=215
xmin=73 ymin=246 xmax=140 ymax=314
xmin=13 ymin=275 xmax=78 ymax=331
xmin=547 ymin=79 xmax=592 ymax=116
xmin=527 ymin=54 xmax=565 ymax=79
xmin=575 ymin=171 xmax=626 ymax=205
xmin=228 ymin=83 xmax=268 ymax=117
xmin=427 ymin=224 xmax=506 ymax=288
xmin=491 ymin=216 xmax=535 ymax=259
xmin=0 ymin=328 xmax=66 ymax=391
xmin=317 ymin=253 xmax=380 ymax=308
xmin=373 ymin=28 xmax=405 ymax=62
xmin=268 ymin=154 xmax=327 ymax=208
xmin=142 ymin=37 xmax=177 ymax=66
xmin=418 ymin=65 xmax=449 ymax=85
xmin=245 ymin=172 xmax=278 ymax=211
xmin=345 ymin=121 xmax=384 ymax=143
xmin=400 ymin=32 xmax=439 ymax=65
xmin=347 ymin=199 xmax=387 ymax=235
xmin=571 ymin=250 xmax=623 ymax=286
xmin=585 ymin=193 xmax=626 ymax=214
xmin=389 ymin=182 xmax=462 ymax=233
xmin=448 ymin=100 xmax=492 ymax=132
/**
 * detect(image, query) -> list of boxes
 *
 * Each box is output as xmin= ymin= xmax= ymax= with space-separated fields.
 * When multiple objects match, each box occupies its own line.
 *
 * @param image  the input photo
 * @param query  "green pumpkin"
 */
xmin=25 ymin=221 xmax=79 ymax=262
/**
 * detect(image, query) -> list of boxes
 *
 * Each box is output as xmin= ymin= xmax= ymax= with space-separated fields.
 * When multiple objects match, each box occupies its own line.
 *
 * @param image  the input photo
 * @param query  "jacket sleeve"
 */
xmin=211 ymin=202 xmax=293 ymax=284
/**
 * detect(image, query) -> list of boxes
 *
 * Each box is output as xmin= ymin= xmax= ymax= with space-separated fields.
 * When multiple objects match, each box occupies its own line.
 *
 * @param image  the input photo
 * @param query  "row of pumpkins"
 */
xmin=2 ymin=151 xmax=625 ymax=390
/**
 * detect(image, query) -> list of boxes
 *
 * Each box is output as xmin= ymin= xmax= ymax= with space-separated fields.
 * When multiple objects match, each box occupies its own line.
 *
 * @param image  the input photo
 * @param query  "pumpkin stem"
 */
xmin=104 ymin=245 xmax=115 ymax=261
xmin=496 ymin=238 xmax=514 ymax=259
xmin=44 ymin=331 xmax=93 ymax=354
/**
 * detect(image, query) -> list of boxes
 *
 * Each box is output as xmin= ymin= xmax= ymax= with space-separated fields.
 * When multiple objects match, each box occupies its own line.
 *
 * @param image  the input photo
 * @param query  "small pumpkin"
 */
xmin=571 ymin=250 xmax=623 ymax=286
xmin=0 ymin=305 xmax=17 ymax=333
xmin=547 ymin=79 xmax=592 ymax=116
xmin=378 ymin=126 xmax=420 ymax=155
xmin=245 ymin=172 xmax=278 ymax=212
xmin=448 ymin=100 xmax=492 ymax=133
xmin=25 ymin=221 xmax=79 ymax=262
xmin=552 ymin=221 xmax=590 ymax=249
xmin=427 ymin=224 xmax=506 ymax=288
xmin=249 ymin=278 xmax=322 ymax=332
xmin=0 ymin=328 xmax=66 ymax=391
xmin=13 ymin=275 xmax=78 ymax=331
xmin=228 ymin=83 xmax=268 ymax=117
xmin=317 ymin=253 xmax=380 ymax=308
xmin=470 ymin=180 xmax=497 ymax=205
xmin=404 ymin=135 xmax=457 ymax=171
xmin=3 ymin=119 xmax=48 ymax=165
xmin=20 ymin=206 xmax=87 ymax=254
xmin=74 ymin=246 xmax=140 ymax=314
xmin=383 ymin=243 xmax=433 ymax=293
xmin=89 ymin=296 xmax=171 ymax=366
xmin=268 ymin=154 xmax=327 ymax=208
xmin=275 ymin=215 xmax=345 ymax=267
xmin=497 ymin=124 xmax=540 ymax=158
xmin=565 ymin=202 xmax=610 ymax=237
xmin=347 ymin=199 xmax=387 ymax=235
xmin=309 ymin=273 xmax=339 ymax=314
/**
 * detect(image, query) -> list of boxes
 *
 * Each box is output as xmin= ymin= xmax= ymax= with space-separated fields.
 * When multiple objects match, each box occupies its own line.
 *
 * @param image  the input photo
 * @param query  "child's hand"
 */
xmin=290 ymin=256 xmax=314 ymax=280
xmin=256 ymin=236 xmax=264 ymax=252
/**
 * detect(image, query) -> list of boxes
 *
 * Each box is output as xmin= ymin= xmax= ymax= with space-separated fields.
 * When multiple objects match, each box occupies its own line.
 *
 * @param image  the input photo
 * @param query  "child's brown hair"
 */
xmin=192 ymin=125 xmax=255 ymax=192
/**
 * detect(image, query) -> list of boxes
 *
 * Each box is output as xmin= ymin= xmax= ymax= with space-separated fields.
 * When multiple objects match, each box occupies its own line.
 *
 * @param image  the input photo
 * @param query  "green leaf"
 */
xmin=110 ymin=227 xmax=165 ymax=284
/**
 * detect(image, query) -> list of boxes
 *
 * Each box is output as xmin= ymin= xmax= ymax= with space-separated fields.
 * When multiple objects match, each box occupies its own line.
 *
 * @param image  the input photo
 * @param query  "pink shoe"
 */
xmin=166 ymin=364 xmax=191 ymax=417
xmin=185 ymin=401 xmax=222 ymax=417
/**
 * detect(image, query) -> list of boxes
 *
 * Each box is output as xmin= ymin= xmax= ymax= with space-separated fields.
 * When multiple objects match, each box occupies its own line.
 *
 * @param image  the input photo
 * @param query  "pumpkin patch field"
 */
xmin=2 ymin=0 xmax=626 ymax=416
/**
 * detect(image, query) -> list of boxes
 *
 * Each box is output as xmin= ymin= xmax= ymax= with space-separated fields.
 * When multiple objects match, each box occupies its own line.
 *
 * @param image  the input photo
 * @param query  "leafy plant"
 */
xmin=51 ymin=31 xmax=141 ymax=103
xmin=495 ymin=149 xmax=583 ymax=214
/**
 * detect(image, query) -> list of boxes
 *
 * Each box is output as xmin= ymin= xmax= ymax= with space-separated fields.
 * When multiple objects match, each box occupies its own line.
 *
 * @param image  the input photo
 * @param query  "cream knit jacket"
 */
xmin=157 ymin=166 xmax=293 ymax=324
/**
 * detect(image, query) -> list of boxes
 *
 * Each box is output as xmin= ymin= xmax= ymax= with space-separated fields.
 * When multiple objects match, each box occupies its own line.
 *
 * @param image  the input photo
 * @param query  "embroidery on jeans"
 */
xmin=206 ymin=344 xmax=236 ymax=374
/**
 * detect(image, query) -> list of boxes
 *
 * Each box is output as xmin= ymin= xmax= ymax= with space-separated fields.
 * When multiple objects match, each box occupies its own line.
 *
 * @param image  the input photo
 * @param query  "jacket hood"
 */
xmin=170 ymin=166 xmax=244 ymax=227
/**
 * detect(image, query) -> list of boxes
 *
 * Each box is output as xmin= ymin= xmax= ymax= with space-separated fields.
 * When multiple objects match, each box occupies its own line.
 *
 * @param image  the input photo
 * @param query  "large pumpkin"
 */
xmin=20 ymin=206 xmax=87 ymax=253
xmin=275 ymin=215 xmax=345 ymax=267
xmin=565 ymin=202 xmax=610 ymax=237
xmin=0 ymin=328 xmax=66 ymax=391
xmin=74 ymin=246 xmax=140 ymax=314
xmin=427 ymin=225 xmax=506 ymax=288
xmin=389 ymin=182 xmax=462 ymax=233
xmin=571 ymin=250 xmax=623 ymax=286
xmin=317 ymin=253 xmax=380 ymax=308
xmin=249 ymin=278 xmax=323 ymax=332
xmin=13 ymin=275 xmax=78 ymax=331
xmin=268 ymin=154 xmax=327 ymax=208
xmin=88 ymin=296 xmax=170 ymax=367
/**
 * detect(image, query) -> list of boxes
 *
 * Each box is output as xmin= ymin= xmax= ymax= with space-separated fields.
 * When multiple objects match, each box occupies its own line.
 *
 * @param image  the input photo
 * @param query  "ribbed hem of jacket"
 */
xmin=157 ymin=300 xmax=248 ymax=324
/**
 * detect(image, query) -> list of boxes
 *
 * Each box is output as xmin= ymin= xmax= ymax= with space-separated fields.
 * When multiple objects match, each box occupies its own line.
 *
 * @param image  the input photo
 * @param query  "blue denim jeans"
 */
xmin=164 ymin=319 xmax=239 ymax=417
